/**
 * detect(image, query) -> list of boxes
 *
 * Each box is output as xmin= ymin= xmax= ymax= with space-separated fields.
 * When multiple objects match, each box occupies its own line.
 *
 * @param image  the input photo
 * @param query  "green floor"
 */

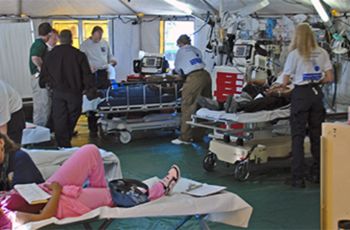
xmin=42 ymin=122 xmax=320 ymax=230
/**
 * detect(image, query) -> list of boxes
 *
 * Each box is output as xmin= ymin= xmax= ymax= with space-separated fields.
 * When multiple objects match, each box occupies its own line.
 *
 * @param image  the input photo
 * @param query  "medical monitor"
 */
xmin=233 ymin=44 xmax=253 ymax=59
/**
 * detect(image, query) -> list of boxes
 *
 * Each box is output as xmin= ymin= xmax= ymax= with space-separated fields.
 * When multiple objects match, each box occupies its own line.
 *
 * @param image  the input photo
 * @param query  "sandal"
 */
xmin=161 ymin=165 xmax=181 ymax=195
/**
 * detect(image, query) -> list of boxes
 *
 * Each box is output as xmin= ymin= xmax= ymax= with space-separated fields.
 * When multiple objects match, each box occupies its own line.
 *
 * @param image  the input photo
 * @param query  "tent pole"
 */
xmin=17 ymin=0 xmax=22 ymax=16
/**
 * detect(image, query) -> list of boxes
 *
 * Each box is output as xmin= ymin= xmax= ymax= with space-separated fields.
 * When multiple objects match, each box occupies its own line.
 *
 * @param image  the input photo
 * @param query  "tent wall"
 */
xmin=0 ymin=22 xmax=33 ymax=98
xmin=193 ymin=18 xmax=215 ymax=73
xmin=113 ymin=16 xmax=160 ymax=81
xmin=140 ymin=19 xmax=160 ymax=54
xmin=112 ymin=19 xmax=140 ymax=81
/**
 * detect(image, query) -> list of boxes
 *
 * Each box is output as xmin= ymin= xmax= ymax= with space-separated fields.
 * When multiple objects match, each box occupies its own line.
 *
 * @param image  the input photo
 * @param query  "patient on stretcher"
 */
xmin=198 ymin=78 xmax=292 ymax=113
xmin=0 ymin=144 xmax=180 ymax=228
xmin=98 ymin=79 xmax=181 ymax=107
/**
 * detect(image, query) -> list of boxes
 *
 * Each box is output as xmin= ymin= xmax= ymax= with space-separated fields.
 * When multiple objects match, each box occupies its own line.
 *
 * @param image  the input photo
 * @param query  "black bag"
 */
xmin=108 ymin=179 xmax=149 ymax=208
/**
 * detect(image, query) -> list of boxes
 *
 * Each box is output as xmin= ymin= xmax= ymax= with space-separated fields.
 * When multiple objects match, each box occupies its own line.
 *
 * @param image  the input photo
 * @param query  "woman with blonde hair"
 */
xmin=282 ymin=23 xmax=333 ymax=188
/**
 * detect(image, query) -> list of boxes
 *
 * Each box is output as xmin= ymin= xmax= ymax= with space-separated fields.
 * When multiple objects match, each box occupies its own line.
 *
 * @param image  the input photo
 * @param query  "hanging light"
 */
xmin=311 ymin=0 xmax=330 ymax=22
xmin=164 ymin=0 xmax=192 ymax=15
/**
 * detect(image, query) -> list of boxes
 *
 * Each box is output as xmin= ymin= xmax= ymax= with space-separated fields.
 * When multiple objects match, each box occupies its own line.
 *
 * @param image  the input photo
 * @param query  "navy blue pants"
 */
xmin=290 ymin=84 xmax=325 ymax=179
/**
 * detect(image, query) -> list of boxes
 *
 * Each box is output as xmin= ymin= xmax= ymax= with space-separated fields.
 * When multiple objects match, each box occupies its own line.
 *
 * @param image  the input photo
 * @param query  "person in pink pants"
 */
xmin=0 ymin=144 xmax=180 ymax=228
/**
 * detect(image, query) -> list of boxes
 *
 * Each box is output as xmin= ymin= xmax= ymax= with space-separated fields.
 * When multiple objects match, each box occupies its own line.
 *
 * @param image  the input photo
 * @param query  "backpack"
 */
xmin=108 ymin=179 xmax=149 ymax=208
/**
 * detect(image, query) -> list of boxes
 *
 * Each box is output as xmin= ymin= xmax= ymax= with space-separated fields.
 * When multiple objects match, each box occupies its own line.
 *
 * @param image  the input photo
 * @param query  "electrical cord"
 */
xmin=192 ymin=12 xmax=210 ymax=35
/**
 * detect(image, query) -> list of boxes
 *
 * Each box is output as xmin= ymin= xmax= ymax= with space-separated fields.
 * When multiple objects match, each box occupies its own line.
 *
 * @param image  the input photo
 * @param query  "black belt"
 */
xmin=295 ymin=83 xmax=320 ymax=88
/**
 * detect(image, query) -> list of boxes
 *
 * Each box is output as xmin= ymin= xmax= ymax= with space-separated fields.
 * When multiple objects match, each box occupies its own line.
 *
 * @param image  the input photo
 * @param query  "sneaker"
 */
xmin=161 ymin=165 xmax=181 ymax=195
xmin=197 ymin=96 xmax=220 ymax=110
xmin=171 ymin=138 xmax=191 ymax=145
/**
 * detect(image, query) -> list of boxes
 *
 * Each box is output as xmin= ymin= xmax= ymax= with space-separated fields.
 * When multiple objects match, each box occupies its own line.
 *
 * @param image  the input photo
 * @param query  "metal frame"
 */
xmin=80 ymin=214 xmax=210 ymax=230
xmin=97 ymin=80 xmax=182 ymax=142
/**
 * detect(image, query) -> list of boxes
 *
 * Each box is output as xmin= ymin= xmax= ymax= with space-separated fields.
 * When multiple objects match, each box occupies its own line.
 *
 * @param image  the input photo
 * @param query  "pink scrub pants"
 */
xmin=47 ymin=144 xmax=165 ymax=210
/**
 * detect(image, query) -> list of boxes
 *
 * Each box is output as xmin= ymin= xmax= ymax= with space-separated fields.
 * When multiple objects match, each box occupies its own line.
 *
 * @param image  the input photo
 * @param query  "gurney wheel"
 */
xmin=119 ymin=131 xmax=132 ymax=144
xmin=203 ymin=152 xmax=217 ymax=172
xmin=234 ymin=160 xmax=250 ymax=181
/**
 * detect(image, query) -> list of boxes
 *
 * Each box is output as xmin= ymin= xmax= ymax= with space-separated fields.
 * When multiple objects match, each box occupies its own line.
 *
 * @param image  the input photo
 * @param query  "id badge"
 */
xmin=302 ymin=73 xmax=322 ymax=81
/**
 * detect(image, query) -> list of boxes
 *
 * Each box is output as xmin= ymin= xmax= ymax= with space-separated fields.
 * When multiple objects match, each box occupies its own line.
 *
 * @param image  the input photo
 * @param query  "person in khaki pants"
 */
xmin=172 ymin=35 xmax=212 ymax=145
xmin=29 ymin=22 xmax=52 ymax=127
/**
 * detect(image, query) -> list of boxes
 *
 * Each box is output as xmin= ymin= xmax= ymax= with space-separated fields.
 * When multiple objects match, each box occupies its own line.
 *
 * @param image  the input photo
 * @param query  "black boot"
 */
xmin=285 ymin=176 xmax=306 ymax=188
xmin=306 ymin=164 xmax=320 ymax=184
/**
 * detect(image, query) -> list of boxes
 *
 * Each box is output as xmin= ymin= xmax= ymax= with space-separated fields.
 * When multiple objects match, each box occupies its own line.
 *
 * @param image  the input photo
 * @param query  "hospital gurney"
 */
xmin=188 ymin=107 xmax=295 ymax=181
xmin=96 ymin=80 xmax=182 ymax=144
xmin=18 ymin=177 xmax=252 ymax=230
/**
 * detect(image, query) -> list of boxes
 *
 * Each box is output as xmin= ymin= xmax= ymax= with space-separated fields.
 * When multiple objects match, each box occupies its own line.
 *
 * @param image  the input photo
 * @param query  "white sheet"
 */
xmin=196 ymin=107 xmax=290 ymax=123
xmin=18 ymin=177 xmax=252 ymax=230
xmin=21 ymin=123 xmax=51 ymax=145
xmin=25 ymin=148 xmax=122 ymax=181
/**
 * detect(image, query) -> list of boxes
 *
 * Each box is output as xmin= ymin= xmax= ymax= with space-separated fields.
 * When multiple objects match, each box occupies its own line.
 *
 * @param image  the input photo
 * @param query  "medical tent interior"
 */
xmin=1 ymin=0 xmax=350 ymax=229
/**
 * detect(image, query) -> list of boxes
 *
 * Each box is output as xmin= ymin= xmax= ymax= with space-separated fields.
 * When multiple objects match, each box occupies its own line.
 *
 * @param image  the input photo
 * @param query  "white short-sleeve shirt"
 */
xmin=0 ymin=80 xmax=22 ymax=126
xmin=174 ymin=45 xmax=205 ymax=76
xmin=80 ymin=38 xmax=114 ymax=70
xmin=283 ymin=47 xmax=332 ymax=85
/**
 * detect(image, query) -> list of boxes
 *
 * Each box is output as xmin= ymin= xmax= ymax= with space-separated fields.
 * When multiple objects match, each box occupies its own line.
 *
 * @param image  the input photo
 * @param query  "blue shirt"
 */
xmin=0 ymin=149 xmax=44 ymax=190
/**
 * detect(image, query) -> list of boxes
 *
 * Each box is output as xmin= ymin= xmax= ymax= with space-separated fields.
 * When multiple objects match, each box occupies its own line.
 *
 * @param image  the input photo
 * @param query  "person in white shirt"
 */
xmin=281 ymin=23 xmax=333 ymax=188
xmin=0 ymin=80 xmax=25 ymax=144
xmin=171 ymin=34 xmax=212 ymax=145
xmin=80 ymin=26 xmax=117 ymax=137
xmin=46 ymin=29 xmax=59 ymax=51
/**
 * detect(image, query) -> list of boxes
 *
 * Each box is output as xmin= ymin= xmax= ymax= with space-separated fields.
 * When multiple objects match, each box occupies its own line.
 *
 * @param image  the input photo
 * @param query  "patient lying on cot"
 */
xmin=0 ymin=144 xmax=180 ymax=228
xmin=198 ymin=77 xmax=292 ymax=113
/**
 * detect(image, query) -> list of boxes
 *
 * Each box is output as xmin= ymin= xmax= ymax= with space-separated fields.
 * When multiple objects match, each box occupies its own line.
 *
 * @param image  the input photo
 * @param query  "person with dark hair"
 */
xmin=171 ymin=34 xmax=212 ymax=145
xmin=80 ymin=26 xmax=117 ymax=138
xmin=0 ymin=144 xmax=180 ymax=228
xmin=29 ymin=22 xmax=52 ymax=127
xmin=0 ymin=133 xmax=44 ymax=191
xmin=39 ymin=30 xmax=97 ymax=147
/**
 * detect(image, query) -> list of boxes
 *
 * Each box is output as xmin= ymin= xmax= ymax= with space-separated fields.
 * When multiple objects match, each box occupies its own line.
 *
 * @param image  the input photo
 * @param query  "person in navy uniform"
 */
xmin=282 ymin=23 xmax=333 ymax=188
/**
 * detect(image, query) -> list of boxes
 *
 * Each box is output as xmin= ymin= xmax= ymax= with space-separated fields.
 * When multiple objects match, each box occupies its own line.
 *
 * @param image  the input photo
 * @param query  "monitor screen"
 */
xmin=233 ymin=45 xmax=251 ymax=58
xmin=144 ymin=58 xmax=156 ymax=66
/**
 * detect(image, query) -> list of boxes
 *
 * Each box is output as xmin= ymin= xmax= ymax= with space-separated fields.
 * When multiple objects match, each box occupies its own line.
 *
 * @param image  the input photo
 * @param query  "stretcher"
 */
xmin=17 ymin=177 xmax=253 ymax=230
xmin=188 ymin=107 xmax=347 ymax=180
xmin=95 ymin=80 xmax=182 ymax=144
xmin=187 ymin=106 xmax=298 ymax=181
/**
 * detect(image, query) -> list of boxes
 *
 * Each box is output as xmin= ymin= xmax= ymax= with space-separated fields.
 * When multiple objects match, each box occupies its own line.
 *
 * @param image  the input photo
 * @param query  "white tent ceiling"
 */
xmin=0 ymin=0 xmax=349 ymax=18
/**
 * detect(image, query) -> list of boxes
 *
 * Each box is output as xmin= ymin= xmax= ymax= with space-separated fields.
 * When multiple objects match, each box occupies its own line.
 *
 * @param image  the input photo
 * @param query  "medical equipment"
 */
xmin=133 ymin=53 xmax=169 ymax=74
xmin=97 ymin=79 xmax=182 ymax=144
